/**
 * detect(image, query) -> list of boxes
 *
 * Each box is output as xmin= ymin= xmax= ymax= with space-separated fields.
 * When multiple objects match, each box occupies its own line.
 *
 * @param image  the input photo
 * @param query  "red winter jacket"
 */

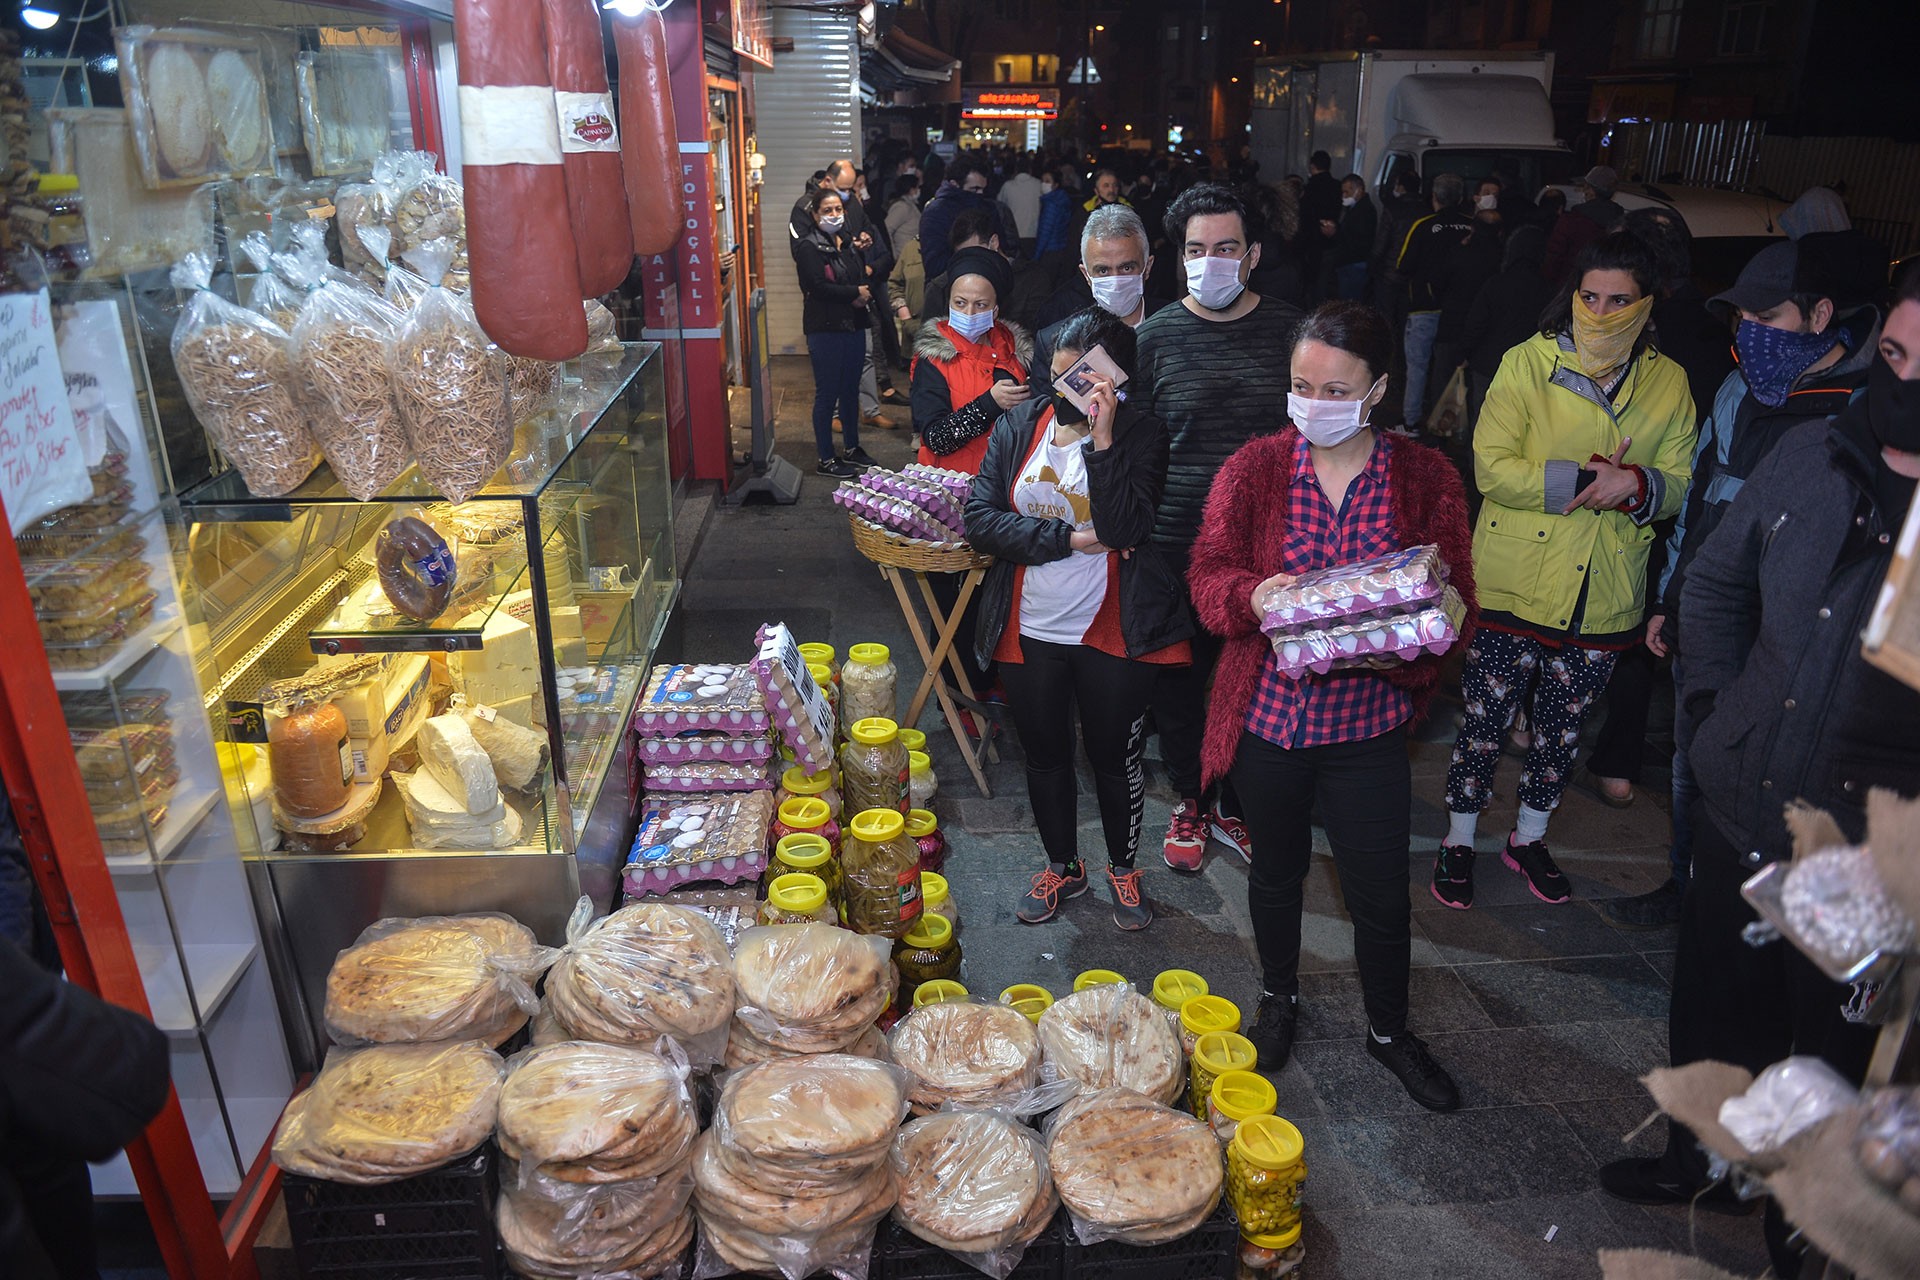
xmin=1187 ymin=427 xmax=1479 ymax=789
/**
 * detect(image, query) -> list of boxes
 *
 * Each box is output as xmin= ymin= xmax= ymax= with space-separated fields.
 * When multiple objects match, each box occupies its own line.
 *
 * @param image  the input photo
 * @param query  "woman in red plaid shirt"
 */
xmin=1188 ymin=301 xmax=1478 ymax=1112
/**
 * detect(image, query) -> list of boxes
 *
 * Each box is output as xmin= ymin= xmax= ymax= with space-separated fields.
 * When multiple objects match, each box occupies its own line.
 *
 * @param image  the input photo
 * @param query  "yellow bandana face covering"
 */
xmin=1570 ymin=293 xmax=1653 ymax=380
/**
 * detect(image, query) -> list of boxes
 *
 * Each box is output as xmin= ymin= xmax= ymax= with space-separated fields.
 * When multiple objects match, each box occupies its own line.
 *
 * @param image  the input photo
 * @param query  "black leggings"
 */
xmin=997 ymin=638 xmax=1160 ymax=871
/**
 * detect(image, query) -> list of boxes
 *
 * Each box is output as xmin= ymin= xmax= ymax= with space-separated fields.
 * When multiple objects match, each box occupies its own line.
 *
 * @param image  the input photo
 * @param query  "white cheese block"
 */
xmin=419 ymin=713 xmax=500 ymax=814
xmin=383 ymin=655 xmax=433 ymax=751
xmin=451 ymin=610 xmax=539 ymax=711
xmin=399 ymin=767 xmax=509 ymax=829
xmin=463 ymin=702 xmax=548 ymax=791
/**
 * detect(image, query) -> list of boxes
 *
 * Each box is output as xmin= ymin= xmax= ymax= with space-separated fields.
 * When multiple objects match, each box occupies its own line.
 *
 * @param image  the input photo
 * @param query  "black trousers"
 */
xmin=1586 ymin=643 xmax=1658 ymax=783
xmin=1231 ymin=726 xmax=1413 ymax=1036
xmin=1150 ymin=595 xmax=1231 ymax=810
xmin=928 ymin=570 xmax=993 ymax=701
xmin=998 ymin=638 xmax=1160 ymax=870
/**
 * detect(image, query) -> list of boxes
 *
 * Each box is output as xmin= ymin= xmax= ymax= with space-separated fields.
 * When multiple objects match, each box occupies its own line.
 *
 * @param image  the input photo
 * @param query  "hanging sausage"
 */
xmin=542 ymin=0 xmax=634 ymax=297
xmin=453 ymin=0 xmax=590 ymax=360
xmin=609 ymin=1 xmax=682 ymax=258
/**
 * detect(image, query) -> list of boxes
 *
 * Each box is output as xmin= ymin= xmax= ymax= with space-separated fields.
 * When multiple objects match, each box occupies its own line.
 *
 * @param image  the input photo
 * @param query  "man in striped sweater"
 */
xmin=1136 ymin=183 xmax=1306 ymax=872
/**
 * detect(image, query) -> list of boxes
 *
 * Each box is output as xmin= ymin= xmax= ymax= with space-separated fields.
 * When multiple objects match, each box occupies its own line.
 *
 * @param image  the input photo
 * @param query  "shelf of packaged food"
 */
xmin=105 ymin=785 xmax=219 ymax=874
xmin=256 ymin=770 xmax=560 ymax=862
xmin=177 ymin=343 xmax=656 ymax=511
xmin=133 ymin=940 xmax=259 ymax=1036
xmin=48 ymin=611 xmax=183 ymax=692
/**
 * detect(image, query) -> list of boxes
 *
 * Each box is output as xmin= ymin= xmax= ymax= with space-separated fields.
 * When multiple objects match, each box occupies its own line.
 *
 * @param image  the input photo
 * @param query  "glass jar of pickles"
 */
xmin=1237 ymin=1233 xmax=1307 ymax=1279
xmin=842 ymin=718 xmax=909 ymax=816
xmin=906 ymin=808 xmax=947 ymax=874
xmin=1000 ymin=984 xmax=1054 ymax=1023
xmin=769 ymin=832 xmax=841 ymax=915
xmin=920 ymin=870 xmax=959 ymax=930
xmin=908 ymin=750 xmax=938 ymax=809
xmin=1152 ymin=968 xmax=1210 ymax=1035
xmin=1226 ymin=1115 xmax=1306 ymax=1247
xmin=912 ymin=978 xmax=969 ymax=1008
xmin=1179 ymin=994 xmax=1243 ymax=1059
xmin=777 ymin=766 xmax=842 ymax=822
xmin=759 ymin=873 xmax=838 ymax=926
xmin=798 ymin=642 xmax=837 ymax=682
xmin=841 ymin=643 xmax=898 ymax=726
xmin=892 ymin=911 xmax=961 ymax=1001
xmin=1074 ymin=969 xmax=1127 ymax=992
xmin=1190 ymin=1031 xmax=1259 ymax=1116
xmin=841 ymin=808 xmax=924 ymax=938
xmin=898 ymin=727 xmax=927 ymax=754
xmin=773 ymin=795 xmax=840 ymax=855
xmin=1207 ymin=1069 xmax=1278 ymax=1147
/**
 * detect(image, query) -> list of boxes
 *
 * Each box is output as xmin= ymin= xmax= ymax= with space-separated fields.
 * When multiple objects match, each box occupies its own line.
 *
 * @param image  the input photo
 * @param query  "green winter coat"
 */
xmin=1471 ymin=330 xmax=1698 ymax=636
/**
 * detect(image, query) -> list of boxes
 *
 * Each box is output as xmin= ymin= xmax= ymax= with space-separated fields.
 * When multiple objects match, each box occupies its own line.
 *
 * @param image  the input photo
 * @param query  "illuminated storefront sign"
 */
xmin=962 ymin=88 xmax=1060 ymax=120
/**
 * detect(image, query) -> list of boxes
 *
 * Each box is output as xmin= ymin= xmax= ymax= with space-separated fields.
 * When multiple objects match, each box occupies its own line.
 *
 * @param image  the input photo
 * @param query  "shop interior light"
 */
xmin=20 ymin=6 xmax=60 ymax=29
xmin=601 ymin=0 xmax=670 ymax=14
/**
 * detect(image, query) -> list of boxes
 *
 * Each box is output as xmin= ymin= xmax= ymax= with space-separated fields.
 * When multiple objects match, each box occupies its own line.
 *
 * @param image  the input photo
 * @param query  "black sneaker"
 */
xmin=818 ymin=456 xmax=861 ymax=478
xmin=1602 ymin=877 xmax=1684 ymax=929
xmin=1366 ymin=1028 xmax=1460 ymax=1112
xmin=1016 ymin=862 xmax=1088 ymax=924
xmin=1502 ymin=837 xmax=1571 ymax=904
xmin=1247 ymin=992 xmax=1299 ymax=1072
xmin=843 ymin=446 xmax=882 ymax=469
xmin=1429 ymin=844 xmax=1477 ymax=909
xmin=1598 ymin=1156 xmax=1755 ymax=1215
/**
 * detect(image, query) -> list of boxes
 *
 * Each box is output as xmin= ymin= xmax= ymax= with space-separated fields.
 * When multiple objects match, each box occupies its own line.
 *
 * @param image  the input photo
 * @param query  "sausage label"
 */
xmin=555 ymin=90 xmax=620 ymax=153
xmin=458 ymin=84 xmax=564 ymax=167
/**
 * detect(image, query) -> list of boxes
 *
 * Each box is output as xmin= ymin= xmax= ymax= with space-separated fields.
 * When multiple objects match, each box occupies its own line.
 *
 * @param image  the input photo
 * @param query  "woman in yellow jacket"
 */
xmin=1430 ymin=231 xmax=1697 ymax=910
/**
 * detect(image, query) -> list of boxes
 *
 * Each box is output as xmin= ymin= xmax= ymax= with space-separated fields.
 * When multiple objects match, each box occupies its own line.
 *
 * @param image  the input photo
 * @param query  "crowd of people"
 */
xmin=793 ymin=137 xmax=1920 ymax=1274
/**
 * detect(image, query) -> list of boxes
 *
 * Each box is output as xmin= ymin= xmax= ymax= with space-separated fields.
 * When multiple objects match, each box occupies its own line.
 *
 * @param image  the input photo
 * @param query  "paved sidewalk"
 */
xmin=675 ymin=355 xmax=1773 ymax=1279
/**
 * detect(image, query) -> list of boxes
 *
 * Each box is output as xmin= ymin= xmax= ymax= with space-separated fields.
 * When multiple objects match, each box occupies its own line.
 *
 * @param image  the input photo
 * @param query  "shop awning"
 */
xmin=860 ymin=25 xmax=958 ymax=103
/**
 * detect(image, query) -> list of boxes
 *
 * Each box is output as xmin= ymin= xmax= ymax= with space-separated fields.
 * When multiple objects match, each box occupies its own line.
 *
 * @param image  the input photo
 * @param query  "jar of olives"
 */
xmin=892 ymin=911 xmax=961 ymax=1002
xmin=841 ymin=808 xmax=924 ymax=938
xmin=768 ymin=832 xmax=841 ymax=916
xmin=842 ymin=718 xmax=909 ymax=816
xmin=777 ymin=766 xmax=842 ymax=822
xmin=1226 ymin=1115 xmax=1306 ymax=1245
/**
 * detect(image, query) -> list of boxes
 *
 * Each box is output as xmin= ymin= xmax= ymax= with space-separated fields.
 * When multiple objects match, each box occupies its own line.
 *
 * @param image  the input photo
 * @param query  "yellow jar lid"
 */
xmin=849 ymin=642 xmax=891 ymax=665
xmin=37 ymin=172 xmax=79 ymax=194
xmin=768 ymin=872 xmax=828 ymax=915
xmin=1000 ymin=984 xmax=1054 ymax=1022
xmin=1231 ymin=1113 xmax=1304 ymax=1171
xmin=848 ymin=808 xmax=906 ymax=843
xmin=906 ymin=808 xmax=939 ymax=838
xmin=781 ymin=767 xmax=833 ymax=796
xmin=901 ymin=911 xmax=953 ymax=949
xmin=1151 ymin=968 xmax=1209 ymax=1011
xmin=1245 ymin=1225 xmax=1303 ymax=1251
xmin=913 ymin=978 xmax=970 ymax=1007
xmin=777 ymin=796 xmax=832 ymax=830
xmin=1074 ymin=969 xmax=1127 ymax=992
xmin=798 ymin=642 xmax=836 ymax=667
xmin=774 ymin=832 xmax=833 ymax=870
xmin=908 ymin=750 xmax=931 ymax=771
xmin=920 ymin=870 xmax=949 ymax=907
xmin=898 ymin=728 xmax=927 ymax=752
xmin=849 ymin=717 xmax=900 ymax=746
xmin=1209 ymin=1069 xmax=1278 ymax=1122
xmin=1180 ymin=994 xmax=1243 ymax=1038
xmin=806 ymin=662 xmax=833 ymax=689
xmin=1192 ymin=1031 xmax=1259 ymax=1075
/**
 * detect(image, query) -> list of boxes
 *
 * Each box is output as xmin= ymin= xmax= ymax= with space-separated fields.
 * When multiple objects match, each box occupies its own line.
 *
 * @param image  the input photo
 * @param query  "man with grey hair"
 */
xmin=1029 ymin=203 xmax=1170 ymax=393
xmin=1394 ymin=171 xmax=1472 ymax=430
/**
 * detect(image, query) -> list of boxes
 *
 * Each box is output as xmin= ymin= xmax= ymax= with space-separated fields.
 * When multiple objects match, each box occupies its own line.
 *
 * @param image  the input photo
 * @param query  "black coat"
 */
xmin=1329 ymin=198 xmax=1377 ymax=268
xmin=964 ymin=397 xmax=1193 ymax=670
xmin=1463 ymin=261 xmax=1556 ymax=377
xmin=793 ymin=228 xmax=872 ymax=334
xmin=1029 ymin=295 xmax=1174 ymax=396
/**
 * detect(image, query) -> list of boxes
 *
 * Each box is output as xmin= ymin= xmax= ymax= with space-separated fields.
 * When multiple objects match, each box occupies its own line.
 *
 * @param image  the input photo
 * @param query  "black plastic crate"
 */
xmin=1060 ymin=1201 xmax=1238 ymax=1280
xmin=872 ymin=1212 xmax=1065 ymax=1280
xmin=282 ymin=1143 xmax=503 ymax=1280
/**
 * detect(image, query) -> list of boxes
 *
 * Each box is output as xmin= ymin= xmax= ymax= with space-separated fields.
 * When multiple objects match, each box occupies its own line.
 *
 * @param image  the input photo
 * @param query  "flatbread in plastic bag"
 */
xmin=496 ymin=1040 xmax=697 ymax=1183
xmin=892 ymin=1107 xmax=1058 ymax=1279
xmin=323 ymin=912 xmax=553 ymax=1047
xmin=1044 ymin=1087 xmax=1223 ymax=1246
xmin=1036 ymin=982 xmax=1185 ymax=1106
xmin=544 ymin=896 xmax=734 ymax=1065
xmin=498 ymin=1162 xmax=695 ymax=1280
xmin=271 ymin=1040 xmax=504 ymax=1184
xmin=732 ymin=924 xmax=897 ymax=1053
xmin=887 ymin=998 xmax=1043 ymax=1115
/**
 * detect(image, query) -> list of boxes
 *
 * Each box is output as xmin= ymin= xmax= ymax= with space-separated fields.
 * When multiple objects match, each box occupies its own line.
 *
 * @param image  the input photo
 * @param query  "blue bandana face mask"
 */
xmin=1736 ymin=318 xmax=1840 ymax=407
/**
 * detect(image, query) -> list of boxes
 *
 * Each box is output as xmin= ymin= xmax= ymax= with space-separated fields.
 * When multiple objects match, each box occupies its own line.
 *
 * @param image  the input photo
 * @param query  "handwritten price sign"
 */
xmin=0 ymin=289 xmax=89 ymax=536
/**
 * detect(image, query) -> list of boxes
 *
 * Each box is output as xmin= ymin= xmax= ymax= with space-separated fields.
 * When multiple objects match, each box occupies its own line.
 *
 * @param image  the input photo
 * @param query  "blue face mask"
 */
xmin=947 ymin=308 xmax=995 ymax=341
xmin=1736 ymin=317 xmax=1840 ymax=407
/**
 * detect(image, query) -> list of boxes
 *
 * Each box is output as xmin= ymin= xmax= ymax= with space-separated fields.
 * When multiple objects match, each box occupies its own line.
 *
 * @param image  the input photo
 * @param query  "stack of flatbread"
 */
xmin=271 ymin=1041 xmax=504 ymax=1184
xmin=324 ymin=914 xmax=550 ymax=1047
xmin=888 ymin=1000 xmax=1043 ymax=1114
xmin=892 ymin=1109 xmax=1058 ymax=1266
xmin=693 ymin=1054 xmax=906 ymax=1277
xmin=544 ymin=902 xmax=734 ymax=1062
xmin=729 ymin=924 xmax=897 ymax=1058
xmin=1036 ymin=983 xmax=1185 ymax=1106
xmin=1046 ymin=1088 xmax=1223 ymax=1246
xmin=497 ymin=1166 xmax=694 ymax=1280
xmin=726 ymin=1021 xmax=887 ymax=1070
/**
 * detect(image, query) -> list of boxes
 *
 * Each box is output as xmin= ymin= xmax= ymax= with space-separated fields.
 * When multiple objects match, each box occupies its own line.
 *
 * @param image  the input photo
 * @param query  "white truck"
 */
xmin=1249 ymin=50 xmax=1575 ymax=200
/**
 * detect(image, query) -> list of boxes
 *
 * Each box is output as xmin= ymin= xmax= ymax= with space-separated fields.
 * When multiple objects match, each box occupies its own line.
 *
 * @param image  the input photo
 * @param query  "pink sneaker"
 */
xmin=1163 ymin=800 xmax=1206 ymax=872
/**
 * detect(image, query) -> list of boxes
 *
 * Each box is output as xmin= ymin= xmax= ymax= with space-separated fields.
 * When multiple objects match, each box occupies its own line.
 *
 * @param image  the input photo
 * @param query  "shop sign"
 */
xmin=962 ymin=88 xmax=1059 ymax=120
xmin=641 ymin=150 xmax=720 ymax=334
xmin=0 ymin=288 xmax=89 ymax=535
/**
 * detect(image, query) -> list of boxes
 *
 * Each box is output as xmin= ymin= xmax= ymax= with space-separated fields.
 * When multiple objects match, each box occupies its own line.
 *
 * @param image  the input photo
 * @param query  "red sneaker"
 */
xmin=1210 ymin=812 xmax=1252 ymax=865
xmin=1163 ymin=800 xmax=1206 ymax=872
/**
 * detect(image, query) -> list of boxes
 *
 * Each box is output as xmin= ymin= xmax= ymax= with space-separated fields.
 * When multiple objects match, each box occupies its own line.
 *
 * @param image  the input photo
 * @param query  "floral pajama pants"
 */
xmin=1445 ymin=629 xmax=1619 ymax=816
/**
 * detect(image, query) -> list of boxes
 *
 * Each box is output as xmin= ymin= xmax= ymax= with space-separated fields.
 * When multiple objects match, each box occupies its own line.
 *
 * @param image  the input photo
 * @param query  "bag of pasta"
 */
xmin=169 ymin=251 xmax=319 ymax=497
xmin=388 ymin=238 xmax=511 ymax=504
xmin=282 ymin=243 xmax=413 ymax=500
xmin=506 ymin=353 xmax=561 ymax=424
xmin=237 ymin=230 xmax=302 ymax=330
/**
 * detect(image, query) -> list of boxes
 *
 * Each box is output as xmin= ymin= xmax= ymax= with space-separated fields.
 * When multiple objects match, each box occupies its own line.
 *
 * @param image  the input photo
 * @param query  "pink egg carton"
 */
xmin=902 ymin=462 xmax=973 ymax=508
xmin=643 ymin=761 xmax=776 ymax=792
xmin=749 ymin=623 xmax=837 ymax=774
xmin=635 ymin=733 xmax=774 ymax=765
xmin=1259 ymin=545 xmax=1448 ymax=633
xmin=623 ymin=791 xmax=775 ymax=894
xmin=832 ymin=483 xmax=955 ymax=544
xmin=862 ymin=470 xmax=966 ymax=534
xmin=1269 ymin=586 xmax=1467 ymax=678
xmin=631 ymin=664 xmax=769 ymax=736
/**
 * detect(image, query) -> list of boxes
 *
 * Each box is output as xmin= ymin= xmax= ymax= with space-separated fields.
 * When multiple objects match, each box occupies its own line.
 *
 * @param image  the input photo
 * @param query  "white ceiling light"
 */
xmin=20 ymin=7 xmax=60 ymax=29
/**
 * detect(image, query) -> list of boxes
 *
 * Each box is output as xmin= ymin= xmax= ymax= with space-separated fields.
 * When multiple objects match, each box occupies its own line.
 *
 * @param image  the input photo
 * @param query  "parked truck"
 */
xmin=1249 ymin=50 xmax=1574 ymax=200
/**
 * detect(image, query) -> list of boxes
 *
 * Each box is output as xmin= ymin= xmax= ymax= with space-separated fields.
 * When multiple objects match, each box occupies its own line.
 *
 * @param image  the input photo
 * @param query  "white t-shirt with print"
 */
xmin=1014 ymin=426 xmax=1108 ymax=645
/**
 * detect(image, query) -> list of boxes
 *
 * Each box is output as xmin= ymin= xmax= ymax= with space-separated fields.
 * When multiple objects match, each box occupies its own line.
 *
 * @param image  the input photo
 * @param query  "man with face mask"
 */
xmin=1135 ymin=183 xmax=1306 ymax=872
xmin=1028 ymin=204 xmax=1171 ymax=394
xmin=1600 ymin=270 xmax=1920 ymax=1278
xmin=790 ymin=159 xmax=871 ymax=249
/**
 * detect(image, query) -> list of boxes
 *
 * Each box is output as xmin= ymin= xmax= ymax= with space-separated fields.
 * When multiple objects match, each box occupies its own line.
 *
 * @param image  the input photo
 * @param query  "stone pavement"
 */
xmin=676 ymin=354 xmax=1774 ymax=1279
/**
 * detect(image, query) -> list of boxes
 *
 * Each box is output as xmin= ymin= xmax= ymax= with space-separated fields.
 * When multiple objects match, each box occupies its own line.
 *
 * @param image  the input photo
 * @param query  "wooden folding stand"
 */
xmin=847 ymin=517 xmax=998 ymax=796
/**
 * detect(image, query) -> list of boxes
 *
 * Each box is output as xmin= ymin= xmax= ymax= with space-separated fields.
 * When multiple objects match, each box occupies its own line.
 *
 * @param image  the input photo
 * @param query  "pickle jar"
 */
xmin=1074 ymin=969 xmax=1127 ymax=993
xmin=898 ymin=727 xmax=927 ymax=754
xmin=841 ymin=808 xmax=924 ymax=938
xmin=1190 ymin=1030 xmax=1259 ymax=1115
xmin=798 ymin=643 xmax=838 ymax=683
xmin=841 ymin=643 xmax=898 ymax=726
xmin=842 ymin=718 xmax=909 ymax=816
xmin=1179 ymin=994 xmax=1244 ymax=1060
xmin=1237 ymin=1233 xmax=1307 ymax=1279
xmin=892 ymin=911 xmax=961 ymax=1001
xmin=1152 ymin=968 xmax=1210 ymax=1035
xmin=912 ymin=977 xmax=970 ymax=1009
xmin=759 ymin=873 xmax=837 ymax=926
xmin=1000 ymin=984 xmax=1055 ymax=1023
xmin=920 ymin=870 xmax=959 ymax=930
xmin=777 ymin=765 xmax=842 ymax=822
xmin=1226 ymin=1114 xmax=1306 ymax=1246
xmin=773 ymin=795 xmax=841 ymax=855
xmin=908 ymin=750 xmax=939 ymax=809
xmin=906 ymin=808 xmax=948 ymax=874
xmin=769 ymin=832 xmax=841 ymax=915
xmin=807 ymin=661 xmax=840 ymax=744
xmin=1207 ymin=1068 xmax=1278 ymax=1146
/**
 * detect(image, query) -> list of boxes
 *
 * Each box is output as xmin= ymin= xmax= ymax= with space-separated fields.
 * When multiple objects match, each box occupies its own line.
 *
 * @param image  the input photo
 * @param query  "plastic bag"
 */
xmin=544 ymin=896 xmax=735 ymax=1065
xmin=624 ymin=791 xmax=777 ymax=900
xmin=499 ymin=1162 xmax=695 ymax=1280
xmin=322 ymin=912 xmax=554 ymax=1047
xmin=731 ymin=924 xmax=897 ymax=1053
xmin=388 ymin=238 xmax=511 ymax=503
xmin=271 ymin=1040 xmax=505 ymax=1184
xmin=584 ymin=299 xmax=622 ymax=354
xmin=887 ymin=998 xmax=1043 ymax=1115
xmin=380 ymin=151 xmax=470 ymax=290
xmin=282 ymin=241 xmax=413 ymax=500
xmin=1779 ymin=846 xmax=1918 ymax=975
xmin=723 ymin=1018 xmax=886 ymax=1069
xmin=236 ymin=230 xmax=302 ymax=328
xmin=1044 ymin=1086 xmax=1225 ymax=1246
xmin=692 ymin=1127 xmax=886 ymax=1280
xmin=892 ymin=1107 xmax=1059 ymax=1279
xmin=1857 ymin=1087 xmax=1920 ymax=1211
xmin=496 ymin=1040 xmax=697 ymax=1182
xmin=1720 ymin=1056 xmax=1860 ymax=1155
xmin=335 ymin=182 xmax=393 ymax=285
xmin=1036 ymin=982 xmax=1185 ymax=1106
xmin=170 ymin=251 xmax=319 ymax=497
xmin=1256 ymin=544 xmax=1447 ymax=633
xmin=507 ymin=353 xmax=562 ymax=423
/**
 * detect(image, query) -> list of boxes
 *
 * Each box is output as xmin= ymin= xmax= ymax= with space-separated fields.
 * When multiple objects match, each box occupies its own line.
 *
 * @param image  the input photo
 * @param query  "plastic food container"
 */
xmin=1208 ymin=1069 xmax=1279 ymax=1146
xmin=841 ymin=807 xmax=923 ymax=938
xmin=218 ymin=741 xmax=277 ymax=853
xmin=1238 ymin=1233 xmax=1308 ymax=1277
xmin=1153 ymin=968 xmax=1210 ymax=1033
xmin=892 ymin=911 xmax=961 ymax=998
xmin=759 ymin=872 xmax=837 ymax=926
xmin=41 ymin=595 xmax=159 ymax=669
xmin=772 ymin=794 xmax=840 ymax=855
xmin=37 ymin=584 xmax=158 ymax=643
xmin=26 ymin=555 xmax=150 ymax=613
xmin=920 ymin=870 xmax=958 ymax=930
xmin=1191 ymin=1031 xmax=1260 ymax=1115
xmin=1074 ymin=969 xmax=1127 ymax=992
xmin=776 ymin=765 xmax=842 ymax=821
xmin=840 ymin=642 xmax=898 ymax=726
xmin=906 ymin=808 xmax=947 ymax=874
xmin=1180 ymin=994 xmax=1244 ymax=1059
xmin=1227 ymin=1114 xmax=1306 ymax=1244
xmin=1000 ymin=984 xmax=1054 ymax=1022
xmin=798 ymin=643 xmax=837 ymax=681
xmin=841 ymin=717 xmax=909 ymax=816
xmin=912 ymin=977 xmax=970 ymax=1009
xmin=769 ymin=832 xmax=841 ymax=914
xmin=897 ymin=727 xmax=927 ymax=753
xmin=908 ymin=750 xmax=938 ymax=809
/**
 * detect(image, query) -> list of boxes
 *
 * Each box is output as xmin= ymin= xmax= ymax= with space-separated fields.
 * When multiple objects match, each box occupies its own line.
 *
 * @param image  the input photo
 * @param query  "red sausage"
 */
xmin=454 ymin=0 xmax=590 ymax=360
xmin=542 ymin=0 xmax=634 ymax=297
xmin=611 ymin=5 xmax=681 ymax=258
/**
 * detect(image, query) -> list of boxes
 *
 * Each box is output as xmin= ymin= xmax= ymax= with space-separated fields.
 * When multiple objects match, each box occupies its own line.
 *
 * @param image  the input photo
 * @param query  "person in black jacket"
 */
xmin=793 ymin=186 xmax=881 ymax=478
xmin=1298 ymin=151 xmax=1342 ymax=298
xmin=964 ymin=308 xmax=1192 ymax=932
xmin=1320 ymin=174 xmax=1377 ymax=300
xmin=1460 ymin=224 xmax=1555 ymax=439
xmin=1395 ymin=173 xmax=1473 ymax=429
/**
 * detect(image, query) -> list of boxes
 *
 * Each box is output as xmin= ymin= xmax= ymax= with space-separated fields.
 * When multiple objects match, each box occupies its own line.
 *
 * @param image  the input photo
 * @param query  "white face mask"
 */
xmin=1477 ymin=193 xmax=1498 ymax=211
xmin=1185 ymin=254 xmax=1248 ymax=311
xmin=1288 ymin=377 xmax=1384 ymax=448
xmin=1088 ymin=272 xmax=1146 ymax=318
xmin=1341 ymin=195 xmax=1358 ymax=208
xmin=819 ymin=215 xmax=845 ymax=235
xmin=948 ymin=307 xmax=996 ymax=340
